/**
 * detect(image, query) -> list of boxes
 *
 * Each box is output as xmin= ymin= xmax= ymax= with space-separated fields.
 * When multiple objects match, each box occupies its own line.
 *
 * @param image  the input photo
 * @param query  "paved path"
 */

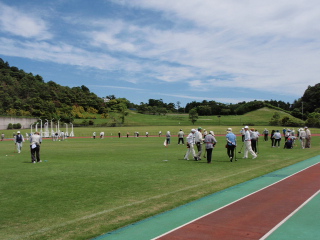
xmin=94 ymin=156 xmax=320 ymax=240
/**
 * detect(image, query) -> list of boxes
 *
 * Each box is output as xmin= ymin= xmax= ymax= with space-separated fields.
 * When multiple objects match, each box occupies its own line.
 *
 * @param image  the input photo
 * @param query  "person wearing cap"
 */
xmin=243 ymin=126 xmax=257 ymax=159
xmin=204 ymin=131 xmax=217 ymax=163
xmin=202 ymin=129 xmax=208 ymax=158
xmin=298 ymin=128 xmax=306 ymax=149
xmin=263 ymin=128 xmax=269 ymax=141
xmin=305 ymin=126 xmax=311 ymax=148
xmin=177 ymin=129 xmax=185 ymax=145
xmin=240 ymin=128 xmax=245 ymax=142
xmin=250 ymin=128 xmax=259 ymax=154
xmin=29 ymin=132 xmax=42 ymax=163
xmin=184 ymin=129 xmax=196 ymax=160
xmin=14 ymin=131 xmax=25 ymax=153
xmin=226 ymin=128 xmax=237 ymax=162
xmin=195 ymin=127 xmax=203 ymax=160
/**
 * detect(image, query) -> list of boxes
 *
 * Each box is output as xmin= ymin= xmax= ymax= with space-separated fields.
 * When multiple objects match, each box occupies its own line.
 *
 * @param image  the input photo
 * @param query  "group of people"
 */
xmin=269 ymin=127 xmax=311 ymax=149
xmin=183 ymin=127 xmax=217 ymax=164
xmin=181 ymin=124 xmax=313 ymax=164
xmin=13 ymin=131 xmax=42 ymax=163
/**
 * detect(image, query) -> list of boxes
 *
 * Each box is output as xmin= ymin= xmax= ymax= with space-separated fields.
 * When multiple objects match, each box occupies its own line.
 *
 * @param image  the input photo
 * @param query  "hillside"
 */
xmin=73 ymin=107 xmax=304 ymax=127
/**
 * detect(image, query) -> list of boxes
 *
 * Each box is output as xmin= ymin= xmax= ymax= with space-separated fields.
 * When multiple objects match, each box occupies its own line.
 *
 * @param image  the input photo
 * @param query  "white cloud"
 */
xmin=1 ymin=0 xmax=320 ymax=104
xmin=0 ymin=3 xmax=52 ymax=40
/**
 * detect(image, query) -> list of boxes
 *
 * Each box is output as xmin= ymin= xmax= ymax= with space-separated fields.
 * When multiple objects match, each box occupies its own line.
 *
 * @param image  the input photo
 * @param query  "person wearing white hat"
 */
xmin=243 ymin=126 xmax=257 ymax=159
xmin=14 ymin=131 xmax=25 ymax=153
xmin=184 ymin=129 xmax=196 ymax=160
xmin=204 ymin=131 xmax=217 ymax=163
xmin=305 ymin=126 xmax=311 ymax=148
xmin=226 ymin=128 xmax=237 ymax=162
xmin=240 ymin=128 xmax=245 ymax=142
xmin=298 ymin=128 xmax=306 ymax=149
xmin=195 ymin=127 xmax=203 ymax=160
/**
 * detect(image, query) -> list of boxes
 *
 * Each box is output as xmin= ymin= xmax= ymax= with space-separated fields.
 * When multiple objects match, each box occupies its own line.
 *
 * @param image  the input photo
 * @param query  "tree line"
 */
xmin=1 ymin=58 xmax=320 ymax=127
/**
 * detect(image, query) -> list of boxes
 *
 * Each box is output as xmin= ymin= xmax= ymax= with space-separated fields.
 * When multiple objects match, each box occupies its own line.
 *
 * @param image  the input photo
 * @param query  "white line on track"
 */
xmin=151 ymin=162 xmax=320 ymax=240
xmin=260 ymin=189 xmax=320 ymax=240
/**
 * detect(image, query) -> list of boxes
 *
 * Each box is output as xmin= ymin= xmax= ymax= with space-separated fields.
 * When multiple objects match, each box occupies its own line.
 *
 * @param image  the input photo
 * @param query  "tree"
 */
xmin=269 ymin=112 xmax=281 ymax=126
xmin=189 ymin=108 xmax=198 ymax=125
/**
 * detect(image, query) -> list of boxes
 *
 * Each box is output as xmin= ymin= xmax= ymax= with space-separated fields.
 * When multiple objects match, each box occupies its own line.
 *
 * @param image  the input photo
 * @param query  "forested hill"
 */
xmin=2 ymin=58 xmax=320 ymax=127
xmin=0 ymin=58 xmax=106 ymax=122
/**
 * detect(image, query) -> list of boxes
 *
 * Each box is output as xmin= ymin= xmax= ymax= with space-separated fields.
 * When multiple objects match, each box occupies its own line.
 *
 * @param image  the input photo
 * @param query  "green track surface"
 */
xmin=94 ymin=156 xmax=320 ymax=240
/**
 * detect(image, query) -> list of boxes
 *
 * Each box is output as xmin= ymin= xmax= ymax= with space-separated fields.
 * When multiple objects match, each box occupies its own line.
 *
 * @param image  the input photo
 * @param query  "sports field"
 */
xmin=0 ymin=126 xmax=319 ymax=240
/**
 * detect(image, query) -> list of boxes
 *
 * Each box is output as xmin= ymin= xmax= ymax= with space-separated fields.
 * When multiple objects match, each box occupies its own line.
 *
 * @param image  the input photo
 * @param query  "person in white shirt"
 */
xmin=250 ymin=128 xmax=259 ymax=154
xmin=29 ymin=132 xmax=42 ymax=163
xmin=195 ymin=127 xmax=203 ymax=161
xmin=299 ymin=128 xmax=306 ymax=149
xmin=272 ymin=130 xmax=282 ymax=147
xmin=184 ymin=129 xmax=196 ymax=160
xmin=243 ymin=126 xmax=257 ymax=159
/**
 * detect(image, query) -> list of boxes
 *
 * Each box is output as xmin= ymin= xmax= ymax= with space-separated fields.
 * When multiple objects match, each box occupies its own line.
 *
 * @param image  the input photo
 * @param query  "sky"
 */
xmin=0 ymin=0 xmax=319 ymax=107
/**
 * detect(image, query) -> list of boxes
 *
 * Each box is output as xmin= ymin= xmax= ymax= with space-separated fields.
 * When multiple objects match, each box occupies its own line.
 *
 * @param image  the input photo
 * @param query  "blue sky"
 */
xmin=1 ymin=0 xmax=319 ymax=107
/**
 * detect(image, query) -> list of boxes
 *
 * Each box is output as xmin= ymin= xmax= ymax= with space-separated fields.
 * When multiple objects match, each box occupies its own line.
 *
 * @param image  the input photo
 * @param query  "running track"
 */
xmin=94 ymin=156 xmax=320 ymax=240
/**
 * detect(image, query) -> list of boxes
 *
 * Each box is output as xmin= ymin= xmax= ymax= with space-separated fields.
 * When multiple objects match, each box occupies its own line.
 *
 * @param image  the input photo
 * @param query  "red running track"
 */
xmin=156 ymin=163 xmax=320 ymax=240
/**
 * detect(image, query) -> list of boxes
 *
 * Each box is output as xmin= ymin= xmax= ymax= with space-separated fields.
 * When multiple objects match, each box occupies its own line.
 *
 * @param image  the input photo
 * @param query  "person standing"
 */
xmin=14 ymin=131 xmax=25 ymax=153
xmin=184 ymin=129 xmax=196 ymax=160
xmin=240 ymin=128 xmax=245 ymax=142
xmin=118 ymin=131 xmax=121 ymax=138
xmin=146 ymin=131 xmax=149 ymax=137
xmin=126 ymin=131 xmax=129 ymax=138
xmin=204 ymin=131 xmax=217 ymax=164
xmin=195 ymin=127 xmax=203 ymax=161
xmin=166 ymin=131 xmax=171 ymax=145
xmin=273 ymin=130 xmax=282 ymax=147
xmin=226 ymin=128 xmax=237 ymax=162
xmin=177 ymin=129 xmax=184 ymax=145
xmin=93 ymin=132 xmax=96 ymax=139
xmin=305 ymin=126 xmax=311 ymax=148
xmin=299 ymin=128 xmax=306 ymax=149
xmin=29 ymin=131 xmax=42 ymax=163
xmin=158 ymin=131 xmax=162 ymax=137
xmin=270 ymin=130 xmax=275 ymax=147
xmin=1 ymin=133 xmax=4 ymax=141
xmin=250 ymin=128 xmax=259 ymax=154
xmin=100 ymin=132 xmax=105 ymax=139
xmin=263 ymin=128 xmax=269 ymax=141
xmin=243 ymin=126 xmax=257 ymax=159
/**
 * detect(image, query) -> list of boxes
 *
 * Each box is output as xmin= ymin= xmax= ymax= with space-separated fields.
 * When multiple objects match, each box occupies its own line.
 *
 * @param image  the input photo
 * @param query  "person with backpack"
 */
xmin=14 ymin=131 xmax=25 ymax=153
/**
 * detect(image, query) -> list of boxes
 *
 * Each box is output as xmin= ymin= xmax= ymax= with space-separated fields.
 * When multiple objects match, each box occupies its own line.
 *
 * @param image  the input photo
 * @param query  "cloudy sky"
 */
xmin=0 ymin=0 xmax=319 ymax=107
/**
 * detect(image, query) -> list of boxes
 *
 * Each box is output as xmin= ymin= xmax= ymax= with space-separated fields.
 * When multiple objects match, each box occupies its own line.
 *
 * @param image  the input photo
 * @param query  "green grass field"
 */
xmin=72 ymin=107 xmax=304 ymax=127
xmin=0 ymin=125 xmax=319 ymax=240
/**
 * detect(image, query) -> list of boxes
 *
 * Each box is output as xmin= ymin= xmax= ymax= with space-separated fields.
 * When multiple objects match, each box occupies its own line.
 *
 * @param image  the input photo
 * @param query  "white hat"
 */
xmin=209 ymin=131 xmax=214 ymax=135
xmin=227 ymin=128 xmax=232 ymax=132
xmin=244 ymin=126 xmax=249 ymax=129
xmin=191 ymin=129 xmax=196 ymax=132
xmin=17 ymin=131 xmax=20 ymax=133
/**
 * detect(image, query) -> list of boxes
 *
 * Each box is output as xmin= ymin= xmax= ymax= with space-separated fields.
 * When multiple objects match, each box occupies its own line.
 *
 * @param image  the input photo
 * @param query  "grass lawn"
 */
xmin=72 ymin=107 xmax=304 ymax=127
xmin=0 ymin=126 xmax=319 ymax=240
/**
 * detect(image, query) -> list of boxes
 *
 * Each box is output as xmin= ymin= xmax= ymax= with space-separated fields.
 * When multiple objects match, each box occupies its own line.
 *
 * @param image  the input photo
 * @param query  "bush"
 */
xmin=7 ymin=123 xmax=13 ymax=129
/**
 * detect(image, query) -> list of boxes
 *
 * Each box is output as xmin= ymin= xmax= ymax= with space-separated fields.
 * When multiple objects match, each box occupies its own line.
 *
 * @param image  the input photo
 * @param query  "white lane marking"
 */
xmin=152 ymin=162 xmax=320 ymax=240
